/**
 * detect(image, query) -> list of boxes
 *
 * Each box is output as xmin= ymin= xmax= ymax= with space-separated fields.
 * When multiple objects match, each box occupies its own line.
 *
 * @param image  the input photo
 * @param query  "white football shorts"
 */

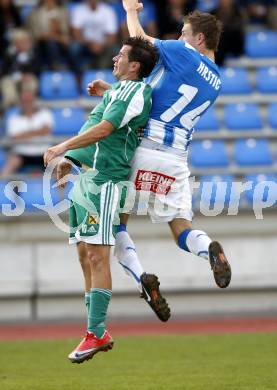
xmin=122 ymin=139 xmax=193 ymax=223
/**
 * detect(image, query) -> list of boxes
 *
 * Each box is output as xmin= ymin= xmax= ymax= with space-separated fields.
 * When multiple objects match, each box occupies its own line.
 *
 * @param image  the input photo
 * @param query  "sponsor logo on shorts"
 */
xmin=88 ymin=214 xmax=99 ymax=225
xmin=135 ymin=170 xmax=176 ymax=195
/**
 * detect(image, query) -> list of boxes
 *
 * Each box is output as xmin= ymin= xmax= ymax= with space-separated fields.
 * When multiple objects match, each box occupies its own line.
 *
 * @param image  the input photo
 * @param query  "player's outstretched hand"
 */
xmin=56 ymin=158 xmax=72 ymax=188
xmin=44 ymin=144 xmax=67 ymax=167
xmin=122 ymin=0 xmax=143 ymax=12
xmin=87 ymin=79 xmax=111 ymax=97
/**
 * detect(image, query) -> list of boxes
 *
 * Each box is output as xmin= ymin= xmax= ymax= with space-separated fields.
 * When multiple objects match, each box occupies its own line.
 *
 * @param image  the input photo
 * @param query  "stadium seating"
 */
xmin=256 ymin=67 xmax=277 ymax=94
xmin=81 ymin=70 xmax=116 ymax=96
xmin=0 ymin=181 xmax=10 ymax=207
xmin=190 ymin=140 xmax=229 ymax=168
xmin=0 ymin=148 xmax=6 ymax=169
xmin=3 ymin=107 xmax=20 ymax=130
xmin=18 ymin=178 xmax=60 ymax=212
xmin=244 ymin=173 xmax=277 ymax=206
xmin=198 ymin=174 xmax=234 ymax=208
xmin=268 ymin=103 xmax=277 ymax=129
xmin=220 ymin=67 xmax=252 ymax=94
xmin=224 ymin=103 xmax=262 ymax=131
xmin=19 ymin=4 xmax=34 ymax=21
xmin=195 ymin=106 xmax=220 ymax=131
xmin=245 ymin=31 xmax=277 ymax=58
xmin=52 ymin=107 xmax=85 ymax=136
xmin=233 ymin=139 xmax=273 ymax=166
xmin=39 ymin=71 xmax=79 ymax=100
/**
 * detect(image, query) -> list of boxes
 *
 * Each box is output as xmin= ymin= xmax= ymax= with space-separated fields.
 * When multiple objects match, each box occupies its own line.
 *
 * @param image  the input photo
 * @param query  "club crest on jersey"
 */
xmin=87 ymin=214 xmax=99 ymax=225
xmin=135 ymin=170 xmax=175 ymax=195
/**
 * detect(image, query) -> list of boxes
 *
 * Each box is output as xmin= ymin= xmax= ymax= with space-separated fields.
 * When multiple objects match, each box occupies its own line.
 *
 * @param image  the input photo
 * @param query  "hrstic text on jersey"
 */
xmin=196 ymin=61 xmax=221 ymax=90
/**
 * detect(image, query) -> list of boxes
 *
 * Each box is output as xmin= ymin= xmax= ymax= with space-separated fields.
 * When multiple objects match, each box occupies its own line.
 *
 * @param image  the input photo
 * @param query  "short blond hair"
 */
xmin=185 ymin=11 xmax=223 ymax=52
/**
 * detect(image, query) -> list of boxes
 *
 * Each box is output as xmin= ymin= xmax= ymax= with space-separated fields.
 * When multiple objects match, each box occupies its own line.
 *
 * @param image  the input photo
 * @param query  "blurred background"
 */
xmin=0 ymin=0 xmax=277 ymax=324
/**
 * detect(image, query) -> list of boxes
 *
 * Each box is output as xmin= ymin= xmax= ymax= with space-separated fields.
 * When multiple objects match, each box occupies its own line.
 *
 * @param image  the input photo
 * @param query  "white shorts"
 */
xmin=122 ymin=140 xmax=193 ymax=223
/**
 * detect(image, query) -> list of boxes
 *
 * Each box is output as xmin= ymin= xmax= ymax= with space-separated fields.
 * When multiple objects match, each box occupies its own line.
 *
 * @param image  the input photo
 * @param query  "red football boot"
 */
xmin=68 ymin=330 xmax=114 ymax=364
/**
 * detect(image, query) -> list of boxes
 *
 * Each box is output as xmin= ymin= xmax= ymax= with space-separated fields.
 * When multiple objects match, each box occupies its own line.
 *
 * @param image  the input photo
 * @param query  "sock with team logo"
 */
xmin=87 ymin=288 xmax=112 ymax=338
xmin=85 ymin=292 xmax=90 ymax=316
xmin=178 ymin=229 xmax=212 ymax=260
xmin=115 ymin=226 xmax=144 ymax=291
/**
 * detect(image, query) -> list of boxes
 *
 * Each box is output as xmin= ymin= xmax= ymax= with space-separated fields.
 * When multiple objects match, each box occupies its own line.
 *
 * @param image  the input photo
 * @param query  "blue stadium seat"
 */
xmin=224 ymin=103 xmax=262 ymax=130
xmin=234 ymin=139 xmax=273 ymax=166
xmin=0 ymin=180 xmax=14 ymax=210
xmin=245 ymin=173 xmax=277 ymax=206
xmin=190 ymin=140 xmax=229 ymax=168
xmin=256 ymin=67 xmax=277 ymax=93
xmin=18 ymin=178 xmax=60 ymax=212
xmin=0 ymin=148 xmax=6 ymax=169
xmin=52 ymin=107 xmax=85 ymax=136
xmin=40 ymin=71 xmax=79 ymax=99
xmin=3 ymin=107 xmax=20 ymax=131
xmin=220 ymin=67 xmax=252 ymax=94
xmin=199 ymin=174 xmax=234 ymax=208
xmin=20 ymin=4 xmax=34 ymax=21
xmin=196 ymin=106 xmax=219 ymax=131
xmin=82 ymin=70 xmax=116 ymax=95
xmin=268 ymin=103 xmax=277 ymax=129
xmin=245 ymin=31 xmax=277 ymax=58
xmin=66 ymin=2 xmax=79 ymax=16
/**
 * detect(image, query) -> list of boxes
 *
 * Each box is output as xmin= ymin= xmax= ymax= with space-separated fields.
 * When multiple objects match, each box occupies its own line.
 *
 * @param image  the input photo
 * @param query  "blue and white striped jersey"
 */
xmin=144 ymin=39 xmax=221 ymax=150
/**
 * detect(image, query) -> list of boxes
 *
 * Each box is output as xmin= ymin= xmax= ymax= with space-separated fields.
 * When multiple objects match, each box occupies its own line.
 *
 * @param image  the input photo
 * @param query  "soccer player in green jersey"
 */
xmin=44 ymin=37 xmax=158 ymax=364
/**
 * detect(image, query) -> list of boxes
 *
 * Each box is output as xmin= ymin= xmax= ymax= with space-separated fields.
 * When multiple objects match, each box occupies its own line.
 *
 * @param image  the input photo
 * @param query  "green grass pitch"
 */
xmin=0 ymin=333 xmax=277 ymax=390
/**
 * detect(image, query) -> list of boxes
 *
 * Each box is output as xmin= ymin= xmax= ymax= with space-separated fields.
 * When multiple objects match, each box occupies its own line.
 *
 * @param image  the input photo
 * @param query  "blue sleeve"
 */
xmin=154 ymin=39 xmax=193 ymax=69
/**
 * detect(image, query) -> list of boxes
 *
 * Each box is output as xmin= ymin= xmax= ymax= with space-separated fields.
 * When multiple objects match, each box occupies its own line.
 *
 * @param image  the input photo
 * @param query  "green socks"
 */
xmin=84 ymin=292 xmax=90 ymax=316
xmin=87 ymin=288 xmax=112 ymax=338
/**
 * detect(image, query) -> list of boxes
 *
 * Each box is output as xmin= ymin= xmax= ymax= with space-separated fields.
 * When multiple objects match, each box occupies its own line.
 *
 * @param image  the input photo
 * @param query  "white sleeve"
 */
xmin=104 ymin=7 xmax=118 ymax=34
xmin=6 ymin=117 xmax=23 ymax=137
xmin=39 ymin=109 xmax=54 ymax=129
xmin=71 ymin=6 xmax=84 ymax=29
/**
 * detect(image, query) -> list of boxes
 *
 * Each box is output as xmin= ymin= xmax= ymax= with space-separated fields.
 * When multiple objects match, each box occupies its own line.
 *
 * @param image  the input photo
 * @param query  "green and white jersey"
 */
xmin=65 ymin=80 xmax=152 ymax=183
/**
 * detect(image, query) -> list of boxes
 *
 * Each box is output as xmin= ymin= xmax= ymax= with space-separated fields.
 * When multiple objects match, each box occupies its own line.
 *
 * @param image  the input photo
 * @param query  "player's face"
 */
xmin=179 ymin=23 xmax=199 ymax=48
xmin=113 ymin=45 xmax=132 ymax=80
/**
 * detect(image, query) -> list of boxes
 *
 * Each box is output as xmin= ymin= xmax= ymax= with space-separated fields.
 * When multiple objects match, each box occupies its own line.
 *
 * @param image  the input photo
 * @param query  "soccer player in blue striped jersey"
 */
xmin=112 ymin=2 xmax=232 ymax=301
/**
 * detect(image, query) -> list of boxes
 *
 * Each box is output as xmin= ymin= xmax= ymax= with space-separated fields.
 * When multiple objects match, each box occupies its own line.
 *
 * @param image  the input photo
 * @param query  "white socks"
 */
xmin=185 ymin=230 xmax=212 ymax=260
xmin=114 ymin=231 xmax=144 ymax=290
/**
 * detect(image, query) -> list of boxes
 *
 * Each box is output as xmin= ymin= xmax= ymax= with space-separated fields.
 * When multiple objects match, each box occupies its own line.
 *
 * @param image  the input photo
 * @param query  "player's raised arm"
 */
xmin=44 ymin=120 xmax=114 ymax=166
xmin=122 ymin=0 xmax=154 ymax=43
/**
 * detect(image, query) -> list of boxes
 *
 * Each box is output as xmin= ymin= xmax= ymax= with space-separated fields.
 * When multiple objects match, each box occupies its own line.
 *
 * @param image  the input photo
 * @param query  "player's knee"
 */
xmin=87 ymin=250 xmax=105 ymax=271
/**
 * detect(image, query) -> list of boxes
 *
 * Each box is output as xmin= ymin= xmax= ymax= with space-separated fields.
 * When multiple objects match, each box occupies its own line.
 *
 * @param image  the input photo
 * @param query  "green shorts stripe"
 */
xmin=104 ymin=183 xmax=114 ymax=243
xmin=105 ymin=183 xmax=115 ymax=244
xmin=102 ymin=182 xmax=112 ymax=245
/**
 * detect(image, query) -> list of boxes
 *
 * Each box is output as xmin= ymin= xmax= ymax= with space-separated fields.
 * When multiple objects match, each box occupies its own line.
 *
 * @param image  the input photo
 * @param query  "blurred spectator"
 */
xmin=0 ymin=29 xmax=39 ymax=110
xmin=112 ymin=0 xmax=158 ymax=40
xmin=212 ymin=0 xmax=245 ymax=66
xmin=0 ymin=0 xmax=22 ymax=58
xmin=27 ymin=0 xmax=76 ymax=71
xmin=0 ymin=89 xmax=54 ymax=177
xmin=70 ymin=0 xmax=119 ymax=70
xmin=240 ymin=0 xmax=277 ymax=29
xmin=155 ymin=0 xmax=196 ymax=39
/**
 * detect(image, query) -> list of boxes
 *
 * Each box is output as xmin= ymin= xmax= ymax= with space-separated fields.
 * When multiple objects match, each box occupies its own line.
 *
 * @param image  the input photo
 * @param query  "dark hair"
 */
xmin=123 ymin=36 xmax=158 ymax=79
xmin=186 ymin=11 xmax=223 ymax=51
